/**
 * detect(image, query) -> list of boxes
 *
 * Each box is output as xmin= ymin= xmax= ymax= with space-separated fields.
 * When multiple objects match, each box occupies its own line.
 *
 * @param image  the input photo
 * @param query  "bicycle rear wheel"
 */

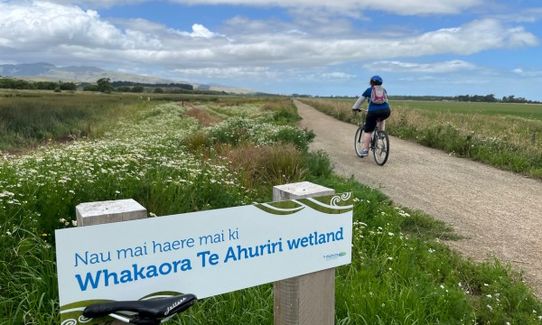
xmin=373 ymin=130 xmax=390 ymax=165
xmin=354 ymin=127 xmax=365 ymax=157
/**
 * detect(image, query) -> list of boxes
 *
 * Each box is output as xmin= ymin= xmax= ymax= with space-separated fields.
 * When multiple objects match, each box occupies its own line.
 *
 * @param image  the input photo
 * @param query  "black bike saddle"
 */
xmin=83 ymin=294 xmax=197 ymax=319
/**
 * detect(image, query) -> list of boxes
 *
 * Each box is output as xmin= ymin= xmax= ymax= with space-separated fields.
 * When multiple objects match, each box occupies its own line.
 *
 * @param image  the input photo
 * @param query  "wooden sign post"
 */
xmin=273 ymin=181 xmax=336 ymax=325
xmin=65 ymin=182 xmax=343 ymax=325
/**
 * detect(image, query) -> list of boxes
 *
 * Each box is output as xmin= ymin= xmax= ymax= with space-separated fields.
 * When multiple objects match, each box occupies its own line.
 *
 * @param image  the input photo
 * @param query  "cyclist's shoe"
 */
xmin=359 ymin=149 xmax=369 ymax=157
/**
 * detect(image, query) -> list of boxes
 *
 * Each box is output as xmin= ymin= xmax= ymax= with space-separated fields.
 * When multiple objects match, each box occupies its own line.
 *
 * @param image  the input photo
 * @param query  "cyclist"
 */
xmin=352 ymin=75 xmax=391 ymax=157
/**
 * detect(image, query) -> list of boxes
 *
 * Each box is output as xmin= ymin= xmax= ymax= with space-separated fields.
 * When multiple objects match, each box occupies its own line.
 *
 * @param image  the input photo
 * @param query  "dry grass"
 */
xmin=182 ymin=130 xmax=211 ymax=153
xmin=185 ymin=106 xmax=222 ymax=126
xmin=388 ymin=104 xmax=542 ymax=152
xmin=223 ymin=143 xmax=306 ymax=189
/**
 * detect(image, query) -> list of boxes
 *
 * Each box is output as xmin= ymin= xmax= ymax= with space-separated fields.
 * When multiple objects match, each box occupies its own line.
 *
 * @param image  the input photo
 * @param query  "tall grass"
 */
xmin=0 ymin=98 xmax=314 ymax=323
xmin=299 ymin=98 xmax=542 ymax=178
xmin=0 ymin=96 xmax=541 ymax=324
xmin=0 ymin=92 xmax=146 ymax=152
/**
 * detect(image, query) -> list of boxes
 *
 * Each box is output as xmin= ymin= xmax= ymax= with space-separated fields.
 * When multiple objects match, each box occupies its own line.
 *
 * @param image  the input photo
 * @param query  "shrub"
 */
xmin=304 ymin=150 xmax=333 ymax=178
xmin=182 ymin=130 xmax=211 ymax=153
xmin=273 ymin=126 xmax=314 ymax=151
xmin=207 ymin=117 xmax=314 ymax=150
xmin=261 ymin=100 xmax=300 ymax=124
xmin=224 ymin=144 xmax=306 ymax=190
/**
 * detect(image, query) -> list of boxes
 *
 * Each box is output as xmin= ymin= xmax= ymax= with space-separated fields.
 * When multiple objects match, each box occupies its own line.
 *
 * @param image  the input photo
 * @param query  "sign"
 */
xmin=56 ymin=193 xmax=353 ymax=323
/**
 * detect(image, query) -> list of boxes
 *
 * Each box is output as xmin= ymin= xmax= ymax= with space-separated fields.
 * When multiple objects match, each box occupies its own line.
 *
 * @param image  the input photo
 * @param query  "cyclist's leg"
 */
xmin=363 ymin=113 xmax=378 ymax=150
xmin=377 ymin=120 xmax=385 ymax=131
xmin=376 ymin=109 xmax=391 ymax=132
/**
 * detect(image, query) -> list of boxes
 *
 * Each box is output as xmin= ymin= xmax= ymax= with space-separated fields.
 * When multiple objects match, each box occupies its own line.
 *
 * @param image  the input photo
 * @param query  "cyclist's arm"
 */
xmin=352 ymin=96 xmax=367 ymax=111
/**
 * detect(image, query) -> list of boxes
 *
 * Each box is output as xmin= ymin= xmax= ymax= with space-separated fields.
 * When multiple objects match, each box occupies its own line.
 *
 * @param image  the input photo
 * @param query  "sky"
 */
xmin=1 ymin=0 xmax=542 ymax=99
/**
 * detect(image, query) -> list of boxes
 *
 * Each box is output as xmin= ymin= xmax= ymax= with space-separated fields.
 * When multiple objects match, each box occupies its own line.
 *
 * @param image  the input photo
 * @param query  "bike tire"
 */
xmin=373 ymin=130 xmax=390 ymax=166
xmin=354 ymin=127 xmax=365 ymax=157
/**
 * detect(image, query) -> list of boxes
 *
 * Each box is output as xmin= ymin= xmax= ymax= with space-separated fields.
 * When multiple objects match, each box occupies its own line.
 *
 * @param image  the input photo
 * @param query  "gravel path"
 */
xmin=295 ymin=100 xmax=542 ymax=297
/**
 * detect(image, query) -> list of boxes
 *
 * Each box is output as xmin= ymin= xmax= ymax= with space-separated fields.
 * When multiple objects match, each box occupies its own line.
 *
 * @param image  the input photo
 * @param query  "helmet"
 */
xmin=370 ymin=75 xmax=383 ymax=85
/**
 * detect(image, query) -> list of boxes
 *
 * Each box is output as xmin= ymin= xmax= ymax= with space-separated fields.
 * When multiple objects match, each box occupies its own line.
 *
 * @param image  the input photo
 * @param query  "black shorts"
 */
xmin=364 ymin=109 xmax=391 ymax=132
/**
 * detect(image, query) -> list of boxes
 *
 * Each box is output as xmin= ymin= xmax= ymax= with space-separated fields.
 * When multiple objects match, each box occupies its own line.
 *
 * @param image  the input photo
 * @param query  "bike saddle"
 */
xmin=83 ymin=294 xmax=197 ymax=320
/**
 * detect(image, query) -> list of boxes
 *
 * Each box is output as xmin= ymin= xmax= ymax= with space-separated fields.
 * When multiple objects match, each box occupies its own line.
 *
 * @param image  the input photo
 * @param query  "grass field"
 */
xmin=299 ymin=98 xmax=542 ymax=178
xmin=0 ymin=91 xmax=146 ymax=152
xmin=0 ymin=90 xmax=275 ymax=153
xmin=397 ymin=100 xmax=542 ymax=120
xmin=1 ymin=93 xmax=541 ymax=324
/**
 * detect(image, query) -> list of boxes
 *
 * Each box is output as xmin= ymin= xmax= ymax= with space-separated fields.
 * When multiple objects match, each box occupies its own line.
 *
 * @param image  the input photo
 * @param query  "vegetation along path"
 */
xmin=294 ymin=99 xmax=542 ymax=297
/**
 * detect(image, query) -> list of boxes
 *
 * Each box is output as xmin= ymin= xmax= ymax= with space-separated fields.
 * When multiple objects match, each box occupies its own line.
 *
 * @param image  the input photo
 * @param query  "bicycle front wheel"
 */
xmin=373 ymin=130 xmax=390 ymax=166
xmin=354 ymin=127 xmax=365 ymax=157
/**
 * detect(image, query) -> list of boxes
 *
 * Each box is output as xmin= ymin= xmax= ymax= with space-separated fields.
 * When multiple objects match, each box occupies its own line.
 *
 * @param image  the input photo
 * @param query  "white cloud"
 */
xmin=0 ymin=1 xmax=161 ymax=50
xmin=512 ymin=67 xmax=542 ymax=78
xmin=492 ymin=7 xmax=542 ymax=23
xmin=320 ymin=72 xmax=356 ymax=80
xmin=0 ymin=2 xmax=539 ymax=86
xmin=188 ymin=24 xmax=218 ymax=38
xmin=0 ymin=1 xmax=227 ymax=55
xmin=46 ymin=0 xmax=147 ymax=7
xmin=42 ymin=0 xmax=484 ymax=15
xmin=364 ymin=60 xmax=477 ymax=73
xmin=174 ymin=66 xmax=276 ymax=79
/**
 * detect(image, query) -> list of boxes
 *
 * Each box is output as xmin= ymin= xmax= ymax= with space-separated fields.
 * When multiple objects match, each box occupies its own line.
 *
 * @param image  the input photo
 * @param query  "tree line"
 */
xmin=0 ymin=76 xmax=198 ymax=94
xmin=0 ymin=78 xmax=76 ymax=91
xmin=391 ymin=94 xmax=540 ymax=104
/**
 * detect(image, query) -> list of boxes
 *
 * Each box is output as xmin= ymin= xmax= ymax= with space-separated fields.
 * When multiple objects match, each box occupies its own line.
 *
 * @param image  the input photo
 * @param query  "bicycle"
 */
xmin=82 ymin=293 xmax=197 ymax=325
xmin=353 ymin=111 xmax=390 ymax=166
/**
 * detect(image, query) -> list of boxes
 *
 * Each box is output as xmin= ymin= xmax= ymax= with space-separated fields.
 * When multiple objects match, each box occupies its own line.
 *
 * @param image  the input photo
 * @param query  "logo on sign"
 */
xmin=323 ymin=251 xmax=347 ymax=261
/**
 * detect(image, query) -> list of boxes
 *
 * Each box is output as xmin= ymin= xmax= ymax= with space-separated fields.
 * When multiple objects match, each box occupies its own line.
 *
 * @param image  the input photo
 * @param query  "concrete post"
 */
xmin=76 ymin=198 xmax=147 ymax=324
xmin=76 ymin=199 xmax=147 ymax=227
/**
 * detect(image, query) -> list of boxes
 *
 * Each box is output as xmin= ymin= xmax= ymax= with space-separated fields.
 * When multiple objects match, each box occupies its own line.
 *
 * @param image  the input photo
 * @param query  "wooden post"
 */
xmin=76 ymin=198 xmax=147 ymax=324
xmin=273 ymin=181 xmax=336 ymax=325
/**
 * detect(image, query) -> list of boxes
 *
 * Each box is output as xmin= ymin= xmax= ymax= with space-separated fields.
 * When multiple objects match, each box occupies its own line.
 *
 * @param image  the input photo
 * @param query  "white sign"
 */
xmin=56 ymin=193 xmax=353 ymax=323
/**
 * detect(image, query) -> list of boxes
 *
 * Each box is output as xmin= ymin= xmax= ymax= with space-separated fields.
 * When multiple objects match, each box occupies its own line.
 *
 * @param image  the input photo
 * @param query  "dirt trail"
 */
xmin=295 ymin=100 xmax=542 ymax=297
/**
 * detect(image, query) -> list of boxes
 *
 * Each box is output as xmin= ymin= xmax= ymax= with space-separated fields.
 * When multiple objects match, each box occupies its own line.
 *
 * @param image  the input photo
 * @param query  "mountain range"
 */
xmin=0 ymin=63 xmax=253 ymax=94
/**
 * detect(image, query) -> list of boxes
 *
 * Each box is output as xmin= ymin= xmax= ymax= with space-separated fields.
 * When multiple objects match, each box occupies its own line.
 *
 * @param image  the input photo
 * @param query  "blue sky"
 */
xmin=1 ymin=0 xmax=541 ymax=99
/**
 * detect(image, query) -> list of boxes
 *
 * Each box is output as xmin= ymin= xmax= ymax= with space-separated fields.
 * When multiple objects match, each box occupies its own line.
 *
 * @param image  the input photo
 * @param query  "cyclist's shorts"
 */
xmin=364 ymin=109 xmax=391 ymax=132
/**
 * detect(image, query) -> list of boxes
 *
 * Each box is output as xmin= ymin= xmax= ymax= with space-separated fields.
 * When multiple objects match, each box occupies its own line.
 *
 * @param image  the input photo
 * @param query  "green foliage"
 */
xmin=59 ymin=82 xmax=77 ymax=91
xmin=207 ymin=116 xmax=314 ymax=151
xmin=112 ymin=81 xmax=194 ymax=92
xmin=304 ymin=150 xmax=333 ymax=178
xmin=96 ymin=78 xmax=113 ymax=93
xmin=0 ymin=228 xmax=58 ymax=324
xmin=0 ymin=78 xmax=77 ymax=92
xmin=132 ymin=85 xmax=145 ymax=93
xmin=83 ymin=84 xmax=98 ymax=91
xmin=261 ymin=99 xmax=301 ymax=124
xmin=0 ymin=78 xmax=33 ymax=90
xmin=0 ymin=96 xmax=541 ymax=324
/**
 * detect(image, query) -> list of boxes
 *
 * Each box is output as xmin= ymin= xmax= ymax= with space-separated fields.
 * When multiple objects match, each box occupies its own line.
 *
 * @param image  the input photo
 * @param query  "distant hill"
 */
xmin=0 ymin=62 xmax=173 ymax=84
xmin=0 ymin=63 xmax=255 ymax=94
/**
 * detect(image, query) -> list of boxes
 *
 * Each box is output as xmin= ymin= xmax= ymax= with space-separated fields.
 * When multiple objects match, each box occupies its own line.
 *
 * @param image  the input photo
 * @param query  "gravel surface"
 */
xmin=295 ymin=100 xmax=542 ymax=297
